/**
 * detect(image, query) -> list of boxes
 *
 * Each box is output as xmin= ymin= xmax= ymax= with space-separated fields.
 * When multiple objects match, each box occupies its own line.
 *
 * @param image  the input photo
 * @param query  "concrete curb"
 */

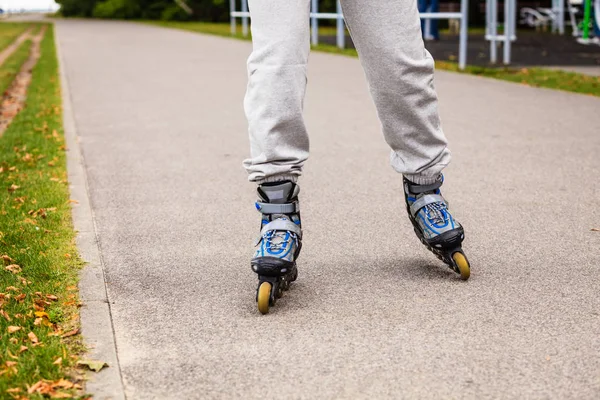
xmin=55 ymin=24 xmax=126 ymax=400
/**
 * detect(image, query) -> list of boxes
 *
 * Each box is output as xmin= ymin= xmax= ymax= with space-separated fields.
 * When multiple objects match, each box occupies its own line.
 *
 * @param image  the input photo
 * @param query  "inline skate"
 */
xmin=404 ymin=175 xmax=470 ymax=280
xmin=251 ymin=181 xmax=302 ymax=314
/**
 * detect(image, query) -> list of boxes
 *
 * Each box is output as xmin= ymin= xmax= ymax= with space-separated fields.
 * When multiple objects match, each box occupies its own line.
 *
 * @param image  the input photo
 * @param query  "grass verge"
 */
xmin=148 ymin=21 xmax=600 ymax=97
xmin=0 ymin=24 xmax=86 ymax=399
xmin=0 ymin=39 xmax=32 ymax=95
xmin=0 ymin=23 xmax=32 ymax=53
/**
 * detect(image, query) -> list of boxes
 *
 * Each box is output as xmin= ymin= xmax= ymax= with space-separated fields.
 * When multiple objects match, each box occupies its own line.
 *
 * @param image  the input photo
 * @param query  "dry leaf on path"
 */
xmin=77 ymin=359 xmax=108 ymax=372
xmin=592 ymin=228 xmax=599 ymax=232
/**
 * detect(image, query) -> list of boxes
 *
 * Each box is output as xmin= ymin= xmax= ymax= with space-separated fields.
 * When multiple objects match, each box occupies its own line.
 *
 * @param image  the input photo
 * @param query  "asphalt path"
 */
xmin=56 ymin=20 xmax=600 ymax=399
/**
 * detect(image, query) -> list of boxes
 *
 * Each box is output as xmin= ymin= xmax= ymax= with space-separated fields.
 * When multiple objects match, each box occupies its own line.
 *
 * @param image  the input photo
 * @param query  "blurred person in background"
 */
xmin=418 ymin=0 xmax=440 ymax=40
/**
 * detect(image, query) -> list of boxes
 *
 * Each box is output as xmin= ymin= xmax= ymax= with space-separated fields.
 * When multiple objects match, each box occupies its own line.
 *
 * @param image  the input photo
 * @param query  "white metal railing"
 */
xmin=486 ymin=0 xmax=517 ymax=64
xmin=230 ymin=0 xmax=470 ymax=70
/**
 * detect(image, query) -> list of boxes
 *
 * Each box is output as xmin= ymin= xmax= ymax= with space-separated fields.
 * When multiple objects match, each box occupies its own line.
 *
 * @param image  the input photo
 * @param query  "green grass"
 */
xmin=0 ymin=23 xmax=31 ymax=53
xmin=149 ymin=21 xmax=600 ymax=97
xmin=0 ymin=25 xmax=85 ymax=398
xmin=0 ymin=39 xmax=32 ymax=95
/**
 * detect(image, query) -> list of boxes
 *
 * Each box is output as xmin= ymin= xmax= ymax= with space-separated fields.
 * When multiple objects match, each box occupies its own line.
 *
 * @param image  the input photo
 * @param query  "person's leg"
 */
xmin=340 ymin=0 xmax=450 ymax=185
xmin=340 ymin=0 xmax=470 ymax=279
xmin=244 ymin=0 xmax=310 ymax=313
xmin=430 ymin=0 xmax=440 ymax=40
xmin=243 ymin=0 xmax=311 ymax=184
xmin=417 ymin=0 xmax=428 ymax=38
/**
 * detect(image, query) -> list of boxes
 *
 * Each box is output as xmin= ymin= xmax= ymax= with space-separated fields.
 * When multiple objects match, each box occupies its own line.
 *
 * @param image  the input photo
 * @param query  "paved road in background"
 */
xmin=56 ymin=20 xmax=600 ymax=399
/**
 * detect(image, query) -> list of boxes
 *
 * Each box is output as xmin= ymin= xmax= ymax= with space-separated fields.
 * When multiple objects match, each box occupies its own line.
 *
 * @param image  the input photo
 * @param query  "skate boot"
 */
xmin=251 ymin=181 xmax=302 ymax=314
xmin=403 ymin=175 xmax=470 ymax=280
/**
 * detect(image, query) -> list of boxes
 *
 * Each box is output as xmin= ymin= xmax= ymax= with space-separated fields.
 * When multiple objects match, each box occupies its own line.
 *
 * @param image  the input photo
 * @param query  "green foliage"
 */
xmin=161 ymin=5 xmax=191 ymax=21
xmin=55 ymin=0 xmax=97 ymax=17
xmin=56 ymin=0 xmax=231 ymax=21
xmin=93 ymin=0 xmax=141 ymax=19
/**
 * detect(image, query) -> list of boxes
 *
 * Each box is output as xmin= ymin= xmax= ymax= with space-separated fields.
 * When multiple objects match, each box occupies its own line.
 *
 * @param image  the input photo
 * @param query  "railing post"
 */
xmin=230 ymin=0 xmax=236 ymax=35
xmin=241 ymin=0 xmax=249 ymax=37
xmin=459 ymin=0 xmax=469 ymax=69
xmin=311 ymin=0 xmax=319 ymax=46
xmin=336 ymin=0 xmax=345 ymax=49
xmin=503 ymin=0 xmax=512 ymax=64
xmin=490 ymin=0 xmax=497 ymax=63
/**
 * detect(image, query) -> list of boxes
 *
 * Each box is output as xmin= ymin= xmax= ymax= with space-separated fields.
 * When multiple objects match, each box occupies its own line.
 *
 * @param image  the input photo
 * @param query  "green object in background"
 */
xmin=583 ymin=0 xmax=592 ymax=39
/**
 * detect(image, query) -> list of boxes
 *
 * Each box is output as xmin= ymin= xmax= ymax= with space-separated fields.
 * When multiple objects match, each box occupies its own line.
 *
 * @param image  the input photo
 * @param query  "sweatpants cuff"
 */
xmin=255 ymin=175 xmax=299 ymax=185
xmin=403 ymin=173 xmax=442 ymax=186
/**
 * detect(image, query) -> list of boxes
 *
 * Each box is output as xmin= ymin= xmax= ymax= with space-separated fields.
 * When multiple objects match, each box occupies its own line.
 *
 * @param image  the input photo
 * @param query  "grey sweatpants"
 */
xmin=243 ymin=0 xmax=451 ymax=185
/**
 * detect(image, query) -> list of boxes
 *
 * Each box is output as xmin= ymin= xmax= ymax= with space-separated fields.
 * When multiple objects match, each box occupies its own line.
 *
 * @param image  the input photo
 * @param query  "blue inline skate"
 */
xmin=404 ymin=175 xmax=470 ymax=280
xmin=251 ymin=181 xmax=302 ymax=314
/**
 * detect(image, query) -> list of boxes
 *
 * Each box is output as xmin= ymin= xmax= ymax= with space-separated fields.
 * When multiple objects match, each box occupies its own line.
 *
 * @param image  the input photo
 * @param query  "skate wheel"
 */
xmin=452 ymin=252 xmax=470 ymax=281
xmin=257 ymin=282 xmax=272 ymax=314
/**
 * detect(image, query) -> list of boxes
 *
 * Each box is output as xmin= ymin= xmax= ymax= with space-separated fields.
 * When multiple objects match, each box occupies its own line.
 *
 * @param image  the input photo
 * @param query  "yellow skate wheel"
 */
xmin=452 ymin=252 xmax=470 ymax=281
xmin=257 ymin=282 xmax=272 ymax=315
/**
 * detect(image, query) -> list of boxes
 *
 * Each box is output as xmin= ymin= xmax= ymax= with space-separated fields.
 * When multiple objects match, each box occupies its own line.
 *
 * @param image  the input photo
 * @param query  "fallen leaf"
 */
xmin=50 ymin=392 xmax=73 ymax=399
xmin=34 ymin=318 xmax=43 ymax=326
xmin=592 ymin=228 xmax=599 ymax=232
xmin=5 ymin=361 xmax=17 ymax=367
xmin=0 ymin=309 xmax=11 ymax=321
xmin=19 ymin=346 xmax=28 ymax=353
xmin=8 ymin=184 xmax=19 ymax=192
xmin=5 ymin=264 xmax=22 ymax=274
xmin=27 ymin=380 xmax=44 ymax=394
xmin=53 ymin=379 xmax=74 ymax=389
xmin=1 ymin=254 xmax=15 ymax=264
xmin=61 ymin=328 xmax=79 ymax=338
xmin=28 ymin=332 xmax=38 ymax=343
xmin=46 ymin=294 xmax=58 ymax=301
xmin=77 ymin=359 xmax=108 ymax=372
xmin=67 ymin=199 xmax=79 ymax=204
xmin=7 ymin=326 xmax=21 ymax=333
xmin=53 ymin=357 xmax=62 ymax=365
xmin=34 ymin=311 xmax=49 ymax=318
xmin=6 ymin=388 xmax=21 ymax=393
xmin=14 ymin=293 xmax=26 ymax=302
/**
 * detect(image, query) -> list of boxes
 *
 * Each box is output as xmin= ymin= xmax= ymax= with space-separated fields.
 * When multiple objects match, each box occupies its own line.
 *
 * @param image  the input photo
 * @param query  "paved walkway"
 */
xmin=56 ymin=20 xmax=600 ymax=399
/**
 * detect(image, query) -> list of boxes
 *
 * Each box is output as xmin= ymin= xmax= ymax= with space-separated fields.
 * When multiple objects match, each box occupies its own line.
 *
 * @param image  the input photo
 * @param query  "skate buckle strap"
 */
xmin=410 ymin=194 xmax=447 ymax=217
xmin=255 ymin=201 xmax=299 ymax=215
xmin=260 ymin=218 xmax=302 ymax=238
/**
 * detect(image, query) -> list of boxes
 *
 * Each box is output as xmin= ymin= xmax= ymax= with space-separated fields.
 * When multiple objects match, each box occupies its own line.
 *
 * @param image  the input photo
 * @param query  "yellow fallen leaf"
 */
xmin=34 ymin=311 xmax=49 ymax=318
xmin=50 ymin=392 xmax=73 ymax=399
xmin=77 ymin=359 xmax=108 ymax=372
xmin=7 ymin=326 xmax=21 ymax=333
